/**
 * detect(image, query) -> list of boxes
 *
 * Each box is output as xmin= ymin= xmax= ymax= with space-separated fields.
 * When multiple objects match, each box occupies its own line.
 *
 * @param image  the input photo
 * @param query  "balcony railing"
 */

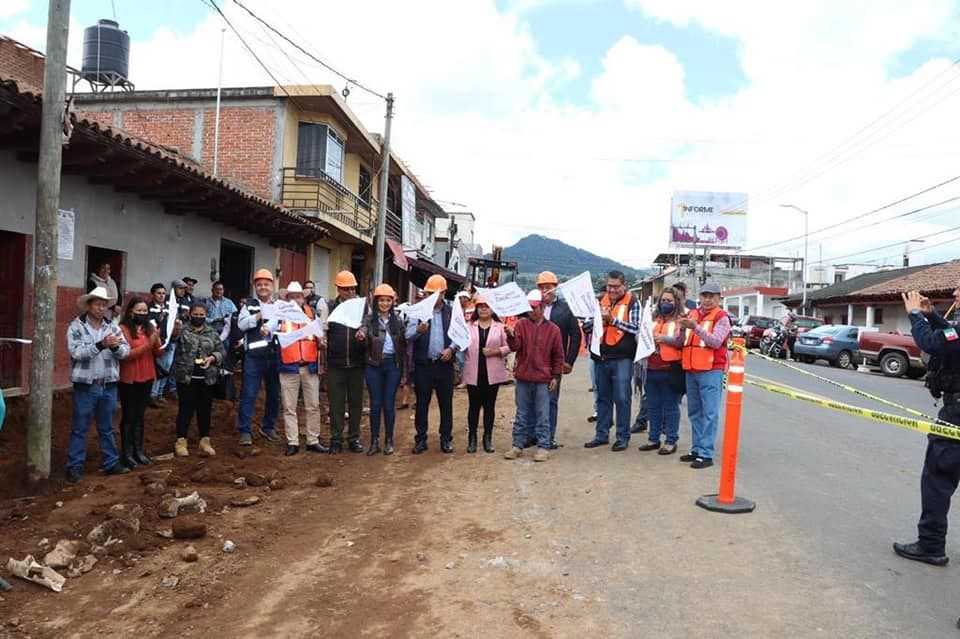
xmin=280 ymin=167 xmax=374 ymax=236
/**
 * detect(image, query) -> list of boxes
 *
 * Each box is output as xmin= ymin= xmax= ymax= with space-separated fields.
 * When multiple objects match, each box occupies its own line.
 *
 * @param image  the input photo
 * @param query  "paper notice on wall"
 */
xmin=448 ymin=297 xmax=472 ymax=352
xmin=556 ymin=271 xmax=599 ymax=319
xmin=327 ymin=298 xmax=367 ymax=329
xmin=161 ymin=293 xmax=178 ymax=350
xmin=276 ymin=318 xmax=324 ymax=349
xmin=396 ymin=291 xmax=440 ymax=324
xmin=57 ymin=209 xmax=74 ymax=260
xmin=475 ymin=282 xmax=532 ymax=318
xmin=634 ymin=298 xmax=656 ymax=362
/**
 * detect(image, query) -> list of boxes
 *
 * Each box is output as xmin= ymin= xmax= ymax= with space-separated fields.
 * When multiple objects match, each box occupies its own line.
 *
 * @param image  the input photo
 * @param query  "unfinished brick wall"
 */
xmin=0 ymin=37 xmax=46 ymax=94
xmin=114 ymin=108 xmax=197 ymax=158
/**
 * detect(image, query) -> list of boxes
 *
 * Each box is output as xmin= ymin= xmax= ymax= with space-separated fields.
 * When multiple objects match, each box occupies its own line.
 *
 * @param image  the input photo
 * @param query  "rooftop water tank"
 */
xmin=81 ymin=19 xmax=130 ymax=86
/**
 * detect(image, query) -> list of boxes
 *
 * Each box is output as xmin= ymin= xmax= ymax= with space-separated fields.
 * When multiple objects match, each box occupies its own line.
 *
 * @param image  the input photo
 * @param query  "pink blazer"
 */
xmin=462 ymin=321 xmax=510 ymax=386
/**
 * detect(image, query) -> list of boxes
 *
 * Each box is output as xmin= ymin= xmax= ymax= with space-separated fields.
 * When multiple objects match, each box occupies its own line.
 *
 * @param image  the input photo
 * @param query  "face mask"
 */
xmin=659 ymin=302 xmax=675 ymax=315
xmin=132 ymin=313 xmax=148 ymax=325
xmin=189 ymin=316 xmax=205 ymax=327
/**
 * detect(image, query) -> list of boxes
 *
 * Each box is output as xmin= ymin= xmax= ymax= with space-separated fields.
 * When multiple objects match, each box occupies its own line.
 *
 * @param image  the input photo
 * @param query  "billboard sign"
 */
xmin=401 ymin=175 xmax=417 ymax=250
xmin=669 ymin=191 xmax=748 ymax=249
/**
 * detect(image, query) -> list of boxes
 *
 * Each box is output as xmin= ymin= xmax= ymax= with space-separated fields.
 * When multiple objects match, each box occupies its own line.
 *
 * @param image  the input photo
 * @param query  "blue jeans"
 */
xmin=686 ymin=369 xmax=724 ymax=458
xmin=644 ymin=369 xmax=681 ymax=445
xmin=237 ymin=354 xmax=280 ymax=436
xmin=67 ymin=382 xmax=120 ymax=471
xmin=152 ymin=343 xmax=176 ymax=398
xmin=595 ymin=358 xmax=633 ymax=444
xmin=589 ymin=359 xmax=598 ymax=414
xmin=365 ymin=358 xmax=402 ymax=441
xmin=513 ymin=381 xmax=550 ymax=449
xmin=548 ymin=376 xmax=563 ymax=443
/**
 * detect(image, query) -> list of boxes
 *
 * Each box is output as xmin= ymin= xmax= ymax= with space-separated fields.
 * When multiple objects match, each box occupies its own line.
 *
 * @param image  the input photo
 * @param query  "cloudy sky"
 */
xmin=3 ymin=0 xmax=960 ymax=271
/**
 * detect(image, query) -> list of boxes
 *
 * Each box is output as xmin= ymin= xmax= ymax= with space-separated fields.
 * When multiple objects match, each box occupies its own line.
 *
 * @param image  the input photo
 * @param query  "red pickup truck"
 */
xmin=858 ymin=331 xmax=926 ymax=378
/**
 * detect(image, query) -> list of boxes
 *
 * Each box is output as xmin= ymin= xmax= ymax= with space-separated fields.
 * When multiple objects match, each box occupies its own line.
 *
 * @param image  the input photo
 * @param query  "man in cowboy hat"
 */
xmin=66 ymin=286 xmax=131 ymax=483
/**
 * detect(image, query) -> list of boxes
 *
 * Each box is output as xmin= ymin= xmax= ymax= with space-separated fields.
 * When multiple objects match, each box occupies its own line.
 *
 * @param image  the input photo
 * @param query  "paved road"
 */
xmin=734 ymin=354 xmax=957 ymax=637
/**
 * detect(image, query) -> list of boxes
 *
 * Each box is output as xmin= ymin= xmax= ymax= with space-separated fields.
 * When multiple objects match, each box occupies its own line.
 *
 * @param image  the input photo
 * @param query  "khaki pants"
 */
xmin=280 ymin=368 xmax=321 ymax=446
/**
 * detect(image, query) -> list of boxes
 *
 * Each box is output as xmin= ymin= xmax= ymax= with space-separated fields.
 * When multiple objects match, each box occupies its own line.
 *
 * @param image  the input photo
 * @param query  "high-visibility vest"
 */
xmin=279 ymin=304 xmax=318 ymax=365
xmin=682 ymin=306 xmax=725 ymax=371
xmin=601 ymin=291 xmax=633 ymax=346
xmin=654 ymin=318 xmax=682 ymax=362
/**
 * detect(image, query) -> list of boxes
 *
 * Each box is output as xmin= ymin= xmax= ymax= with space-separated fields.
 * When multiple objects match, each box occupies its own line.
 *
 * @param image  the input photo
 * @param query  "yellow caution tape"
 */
xmin=744 ymin=376 xmax=960 ymax=442
xmin=746 ymin=349 xmax=949 ymax=427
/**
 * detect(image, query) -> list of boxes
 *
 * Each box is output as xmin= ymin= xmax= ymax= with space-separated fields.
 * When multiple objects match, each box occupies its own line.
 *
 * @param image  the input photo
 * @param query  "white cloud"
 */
xmin=0 ymin=0 xmax=29 ymax=21
xmin=4 ymin=0 xmax=960 ymax=271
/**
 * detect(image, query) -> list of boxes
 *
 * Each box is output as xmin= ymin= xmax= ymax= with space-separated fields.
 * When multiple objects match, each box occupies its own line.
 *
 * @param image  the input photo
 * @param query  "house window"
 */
xmin=295 ymin=122 xmax=344 ymax=184
xmin=874 ymin=308 xmax=884 ymax=324
xmin=358 ymin=166 xmax=372 ymax=205
xmin=834 ymin=272 xmax=845 ymax=284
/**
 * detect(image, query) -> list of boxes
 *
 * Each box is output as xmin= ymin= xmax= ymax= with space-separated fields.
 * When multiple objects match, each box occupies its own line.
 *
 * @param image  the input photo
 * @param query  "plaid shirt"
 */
xmin=67 ymin=314 xmax=129 ymax=384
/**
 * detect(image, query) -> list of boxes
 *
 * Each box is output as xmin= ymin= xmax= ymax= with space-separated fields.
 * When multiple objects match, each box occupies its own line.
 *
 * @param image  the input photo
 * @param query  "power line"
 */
xmin=230 ymin=0 xmax=387 ymax=101
xmin=809 ymin=223 xmax=960 ymax=267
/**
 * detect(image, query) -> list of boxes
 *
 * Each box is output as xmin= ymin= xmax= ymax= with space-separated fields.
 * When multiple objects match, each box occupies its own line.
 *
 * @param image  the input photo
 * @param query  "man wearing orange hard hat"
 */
xmin=325 ymin=270 xmax=366 ymax=454
xmin=536 ymin=270 xmax=581 ymax=450
xmin=236 ymin=268 xmax=282 ymax=446
xmin=405 ymin=273 xmax=459 ymax=454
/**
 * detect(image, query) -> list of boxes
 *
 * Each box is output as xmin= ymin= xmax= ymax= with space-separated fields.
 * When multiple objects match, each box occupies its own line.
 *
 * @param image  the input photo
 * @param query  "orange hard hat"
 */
xmin=372 ymin=283 xmax=396 ymax=299
xmin=334 ymin=270 xmax=358 ymax=288
xmin=253 ymin=268 xmax=274 ymax=283
xmin=424 ymin=274 xmax=448 ymax=293
xmin=536 ymin=271 xmax=559 ymax=286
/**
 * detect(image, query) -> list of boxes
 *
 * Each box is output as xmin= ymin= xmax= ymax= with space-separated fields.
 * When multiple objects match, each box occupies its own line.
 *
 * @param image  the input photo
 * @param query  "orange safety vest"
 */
xmin=279 ymin=304 xmax=318 ymax=365
xmin=653 ymin=318 xmax=682 ymax=362
xmin=682 ymin=306 xmax=724 ymax=371
xmin=600 ymin=291 xmax=633 ymax=346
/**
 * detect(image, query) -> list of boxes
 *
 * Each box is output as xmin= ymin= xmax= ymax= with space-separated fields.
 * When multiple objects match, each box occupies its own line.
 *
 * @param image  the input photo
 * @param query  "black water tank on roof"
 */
xmin=81 ymin=19 xmax=130 ymax=83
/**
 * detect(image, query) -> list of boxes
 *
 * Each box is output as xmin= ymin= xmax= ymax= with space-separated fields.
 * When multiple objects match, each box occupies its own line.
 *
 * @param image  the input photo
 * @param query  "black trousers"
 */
xmin=118 ymin=381 xmax=152 ymax=434
xmin=414 ymin=361 xmax=454 ymax=444
xmin=467 ymin=383 xmax=500 ymax=433
xmin=918 ymin=404 xmax=960 ymax=554
xmin=176 ymin=379 xmax=214 ymax=439
xmin=328 ymin=366 xmax=364 ymax=444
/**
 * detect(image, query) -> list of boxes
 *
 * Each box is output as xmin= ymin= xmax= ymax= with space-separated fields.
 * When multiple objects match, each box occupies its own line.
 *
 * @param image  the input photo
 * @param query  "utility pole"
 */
xmin=780 ymin=204 xmax=809 ymax=314
xmin=27 ymin=0 xmax=71 ymax=487
xmin=213 ymin=27 xmax=225 ymax=176
xmin=372 ymin=92 xmax=394 ymax=286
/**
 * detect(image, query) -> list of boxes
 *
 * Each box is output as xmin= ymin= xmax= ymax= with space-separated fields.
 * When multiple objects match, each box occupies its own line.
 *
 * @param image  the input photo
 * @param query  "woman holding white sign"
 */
xmin=463 ymin=298 xmax=509 ymax=453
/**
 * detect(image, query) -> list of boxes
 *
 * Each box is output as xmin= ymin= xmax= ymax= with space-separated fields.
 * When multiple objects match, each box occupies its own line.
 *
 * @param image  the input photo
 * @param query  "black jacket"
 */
xmin=360 ymin=311 xmax=407 ymax=371
xmin=547 ymin=299 xmax=582 ymax=366
xmin=326 ymin=298 xmax=366 ymax=369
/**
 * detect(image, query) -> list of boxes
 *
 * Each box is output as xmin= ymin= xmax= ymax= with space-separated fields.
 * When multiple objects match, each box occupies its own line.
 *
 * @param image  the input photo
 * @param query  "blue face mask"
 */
xmin=659 ymin=302 xmax=675 ymax=315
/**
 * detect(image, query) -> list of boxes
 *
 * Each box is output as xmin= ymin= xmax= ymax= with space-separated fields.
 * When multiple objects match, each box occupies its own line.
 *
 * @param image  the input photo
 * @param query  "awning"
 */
xmin=407 ymin=255 xmax=465 ymax=298
xmin=386 ymin=238 xmax=409 ymax=271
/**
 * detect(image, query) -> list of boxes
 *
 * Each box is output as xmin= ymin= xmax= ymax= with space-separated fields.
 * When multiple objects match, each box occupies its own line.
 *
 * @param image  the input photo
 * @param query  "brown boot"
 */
xmin=175 ymin=437 xmax=189 ymax=457
xmin=198 ymin=437 xmax=216 ymax=457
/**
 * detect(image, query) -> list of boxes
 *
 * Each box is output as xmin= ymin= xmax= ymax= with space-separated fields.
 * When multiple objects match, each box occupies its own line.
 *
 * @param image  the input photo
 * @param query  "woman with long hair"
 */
xmin=463 ymin=298 xmax=510 ymax=453
xmin=118 ymin=297 xmax=164 ymax=467
xmin=171 ymin=303 xmax=225 ymax=457
xmin=638 ymin=287 xmax=685 ymax=455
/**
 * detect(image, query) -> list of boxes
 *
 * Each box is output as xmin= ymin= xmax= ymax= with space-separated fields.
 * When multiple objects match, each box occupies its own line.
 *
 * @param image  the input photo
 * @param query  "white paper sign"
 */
xmin=272 ymin=300 xmax=311 ymax=324
xmin=396 ymin=291 xmax=440 ymax=323
xmin=448 ymin=296 xmax=472 ymax=352
xmin=327 ymin=298 xmax=367 ymax=329
xmin=57 ymin=209 xmax=74 ymax=260
xmin=219 ymin=322 xmax=231 ymax=343
xmin=161 ymin=293 xmax=178 ymax=350
xmin=634 ymin=298 xmax=656 ymax=362
xmin=557 ymin=271 xmax=599 ymax=319
xmin=276 ymin=318 xmax=324 ymax=349
xmin=590 ymin=306 xmax=603 ymax=356
xmin=475 ymin=282 xmax=532 ymax=317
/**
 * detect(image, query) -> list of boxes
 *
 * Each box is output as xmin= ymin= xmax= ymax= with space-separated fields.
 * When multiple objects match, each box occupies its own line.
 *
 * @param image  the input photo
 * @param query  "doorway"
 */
xmin=0 ymin=231 xmax=27 ymax=389
xmin=219 ymin=240 xmax=253 ymax=303
xmin=85 ymin=245 xmax=125 ymax=304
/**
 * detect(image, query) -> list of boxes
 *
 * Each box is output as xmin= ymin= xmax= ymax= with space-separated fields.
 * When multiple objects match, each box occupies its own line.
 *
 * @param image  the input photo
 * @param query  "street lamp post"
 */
xmin=780 ymin=204 xmax=809 ymax=314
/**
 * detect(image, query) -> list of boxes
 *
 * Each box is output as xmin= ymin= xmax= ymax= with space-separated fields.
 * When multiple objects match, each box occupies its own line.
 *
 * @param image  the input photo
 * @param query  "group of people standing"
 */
xmin=65 ymin=265 xmax=731 ymax=482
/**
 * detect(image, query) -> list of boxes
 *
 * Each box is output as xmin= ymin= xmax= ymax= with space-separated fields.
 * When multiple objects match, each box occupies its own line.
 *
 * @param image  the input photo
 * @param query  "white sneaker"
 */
xmin=503 ymin=446 xmax=522 ymax=460
xmin=533 ymin=448 xmax=549 ymax=462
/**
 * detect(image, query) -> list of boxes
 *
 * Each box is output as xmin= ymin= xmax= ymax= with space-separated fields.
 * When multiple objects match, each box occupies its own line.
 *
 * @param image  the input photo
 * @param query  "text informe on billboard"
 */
xmin=669 ymin=191 xmax=748 ymax=249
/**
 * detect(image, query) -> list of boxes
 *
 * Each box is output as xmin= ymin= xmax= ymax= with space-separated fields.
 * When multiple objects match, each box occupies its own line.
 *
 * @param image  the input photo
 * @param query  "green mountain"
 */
xmin=489 ymin=234 xmax=648 ymax=289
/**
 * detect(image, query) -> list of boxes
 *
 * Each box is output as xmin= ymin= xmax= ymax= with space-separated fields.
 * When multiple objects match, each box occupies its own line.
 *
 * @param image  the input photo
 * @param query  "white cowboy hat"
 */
xmin=285 ymin=281 xmax=304 ymax=294
xmin=77 ymin=286 xmax=110 ymax=310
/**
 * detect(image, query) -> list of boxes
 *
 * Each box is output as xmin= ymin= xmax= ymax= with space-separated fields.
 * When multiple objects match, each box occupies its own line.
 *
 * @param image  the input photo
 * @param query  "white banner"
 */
xmin=271 ymin=300 xmax=311 ymax=324
xmin=634 ymin=298 xmax=656 ymax=362
xmin=475 ymin=282 xmax=532 ymax=318
xmin=401 ymin=175 xmax=417 ymax=250
xmin=327 ymin=298 xmax=367 ymax=329
xmin=556 ymin=271 xmax=599 ymax=319
xmin=448 ymin=296 xmax=472 ymax=352
xmin=670 ymin=190 xmax=748 ymax=249
xmin=397 ymin=291 xmax=440 ymax=323
xmin=161 ymin=293 xmax=178 ymax=349
xmin=590 ymin=306 xmax=602 ymax=357
xmin=276 ymin=318 xmax=324 ymax=349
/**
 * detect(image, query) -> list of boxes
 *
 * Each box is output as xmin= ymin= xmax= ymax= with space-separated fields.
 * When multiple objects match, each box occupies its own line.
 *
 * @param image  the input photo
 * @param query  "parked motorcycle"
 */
xmin=759 ymin=324 xmax=789 ymax=359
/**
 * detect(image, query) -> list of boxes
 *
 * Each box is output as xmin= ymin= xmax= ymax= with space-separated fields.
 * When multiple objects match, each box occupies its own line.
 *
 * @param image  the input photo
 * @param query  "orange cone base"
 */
xmin=696 ymin=494 xmax=756 ymax=514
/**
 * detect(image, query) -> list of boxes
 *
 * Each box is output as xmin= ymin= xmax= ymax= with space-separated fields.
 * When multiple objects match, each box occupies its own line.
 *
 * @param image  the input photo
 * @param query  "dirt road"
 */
xmin=2 ymin=362 xmax=880 ymax=637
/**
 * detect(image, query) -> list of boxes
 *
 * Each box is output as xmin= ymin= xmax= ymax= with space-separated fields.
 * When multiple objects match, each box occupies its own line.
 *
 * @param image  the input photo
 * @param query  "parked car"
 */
xmin=735 ymin=315 xmax=777 ymax=349
xmin=793 ymin=324 xmax=860 ymax=369
xmin=786 ymin=315 xmax=825 ymax=358
xmin=858 ymin=330 xmax=926 ymax=378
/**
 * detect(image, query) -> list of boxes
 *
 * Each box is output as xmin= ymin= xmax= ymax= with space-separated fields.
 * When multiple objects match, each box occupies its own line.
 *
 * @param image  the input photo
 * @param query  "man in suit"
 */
xmin=538 ymin=271 xmax=582 ymax=449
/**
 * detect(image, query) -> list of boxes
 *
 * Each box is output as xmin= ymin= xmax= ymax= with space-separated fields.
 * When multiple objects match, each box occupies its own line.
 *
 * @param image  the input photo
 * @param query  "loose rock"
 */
xmin=222 ymin=540 xmax=236 ymax=553
xmin=44 ymin=540 xmax=88 ymax=569
xmin=159 ymin=492 xmax=207 ymax=518
xmin=144 ymin=482 xmax=167 ymax=497
xmin=181 ymin=545 xmax=199 ymax=563
xmin=66 ymin=555 xmax=98 ymax=578
xmin=244 ymin=472 xmax=267 ymax=487
xmin=139 ymin=469 xmax=173 ymax=485
xmin=171 ymin=517 xmax=207 ymax=540
xmin=268 ymin=478 xmax=285 ymax=490
xmin=161 ymin=575 xmax=179 ymax=588
xmin=315 ymin=476 xmax=334 ymax=488
xmin=229 ymin=496 xmax=261 ymax=508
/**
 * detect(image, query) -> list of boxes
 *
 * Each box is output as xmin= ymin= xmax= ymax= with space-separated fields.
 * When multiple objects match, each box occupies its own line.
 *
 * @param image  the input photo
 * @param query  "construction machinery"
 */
xmin=465 ymin=245 xmax=518 ymax=290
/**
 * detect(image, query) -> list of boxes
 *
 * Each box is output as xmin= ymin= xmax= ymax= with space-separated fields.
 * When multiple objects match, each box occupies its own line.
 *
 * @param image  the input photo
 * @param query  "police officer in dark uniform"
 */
xmin=893 ymin=288 xmax=960 ymax=567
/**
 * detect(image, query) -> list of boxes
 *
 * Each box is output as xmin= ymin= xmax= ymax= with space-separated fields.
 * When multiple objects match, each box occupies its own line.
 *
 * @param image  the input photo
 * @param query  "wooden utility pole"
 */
xmin=27 ymin=0 xmax=71 ymax=487
xmin=372 ymin=92 xmax=394 ymax=286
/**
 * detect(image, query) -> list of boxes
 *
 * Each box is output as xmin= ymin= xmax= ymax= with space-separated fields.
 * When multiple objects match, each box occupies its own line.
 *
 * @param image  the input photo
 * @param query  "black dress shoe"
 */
xmin=690 ymin=457 xmax=713 ymax=469
xmin=329 ymin=441 xmax=343 ymax=455
xmin=549 ymin=441 xmax=560 ymax=450
xmin=367 ymin=443 xmax=381 ymax=456
xmin=66 ymin=467 xmax=83 ymax=484
xmin=348 ymin=440 xmax=364 ymax=453
xmin=284 ymin=445 xmax=300 ymax=456
xmin=306 ymin=443 xmax=329 ymax=453
xmin=658 ymin=444 xmax=678 ymax=455
xmin=638 ymin=442 xmax=661 ymax=451
xmin=104 ymin=464 xmax=130 ymax=476
xmin=412 ymin=441 xmax=428 ymax=455
xmin=679 ymin=452 xmax=697 ymax=462
xmin=586 ymin=414 xmax=598 ymax=423
xmin=441 ymin=440 xmax=454 ymax=454
xmin=630 ymin=421 xmax=648 ymax=434
xmin=611 ymin=441 xmax=628 ymax=452
xmin=893 ymin=541 xmax=949 ymax=566
xmin=384 ymin=440 xmax=395 ymax=455
xmin=467 ymin=432 xmax=478 ymax=453
xmin=584 ymin=439 xmax=609 ymax=448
